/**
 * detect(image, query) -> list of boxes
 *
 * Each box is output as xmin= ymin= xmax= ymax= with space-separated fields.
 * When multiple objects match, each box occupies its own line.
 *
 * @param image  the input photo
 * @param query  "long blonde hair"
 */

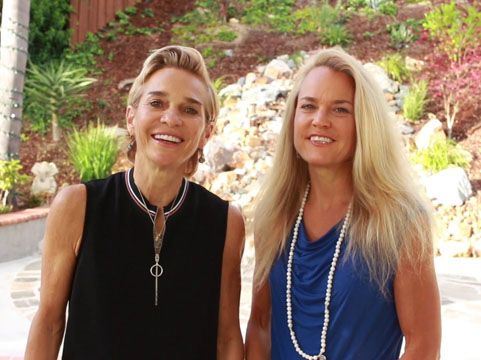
xmin=254 ymin=47 xmax=433 ymax=292
xmin=127 ymin=45 xmax=219 ymax=176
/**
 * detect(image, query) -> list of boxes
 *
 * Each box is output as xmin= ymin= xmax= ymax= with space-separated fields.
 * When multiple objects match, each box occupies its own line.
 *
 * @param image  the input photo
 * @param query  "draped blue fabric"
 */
xmin=270 ymin=220 xmax=403 ymax=360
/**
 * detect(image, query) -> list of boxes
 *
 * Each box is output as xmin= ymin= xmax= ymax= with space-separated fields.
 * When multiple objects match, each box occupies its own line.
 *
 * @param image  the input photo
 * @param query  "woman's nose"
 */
xmin=161 ymin=108 xmax=182 ymax=127
xmin=312 ymin=108 xmax=331 ymax=128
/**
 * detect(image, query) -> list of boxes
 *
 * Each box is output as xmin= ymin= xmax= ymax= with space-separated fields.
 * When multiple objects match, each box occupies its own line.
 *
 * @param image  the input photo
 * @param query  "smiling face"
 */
xmin=293 ymin=66 xmax=356 ymax=173
xmin=126 ymin=67 xmax=211 ymax=172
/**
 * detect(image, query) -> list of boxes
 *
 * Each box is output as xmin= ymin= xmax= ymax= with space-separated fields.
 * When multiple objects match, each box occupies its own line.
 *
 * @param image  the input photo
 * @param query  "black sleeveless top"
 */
xmin=62 ymin=169 xmax=228 ymax=359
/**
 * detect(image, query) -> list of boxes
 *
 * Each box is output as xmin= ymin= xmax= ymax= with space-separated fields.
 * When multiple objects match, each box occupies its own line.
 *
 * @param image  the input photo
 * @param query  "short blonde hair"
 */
xmin=127 ymin=45 xmax=219 ymax=175
xmin=254 ymin=47 xmax=433 ymax=293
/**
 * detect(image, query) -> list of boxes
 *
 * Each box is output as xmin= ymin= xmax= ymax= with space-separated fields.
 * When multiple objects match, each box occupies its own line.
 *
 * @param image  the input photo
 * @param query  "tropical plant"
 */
xmin=68 ymin=123 xmax=120 ymax=182
xmin=25 ymin=60 xmax=96 ymax=142
xmin=0 ymin=159 xmax=30 ymax=208
xmin=411 ymin=136 xmax=472 ymax=173
xmin=403 ymin=80 xmax=428 ymax=122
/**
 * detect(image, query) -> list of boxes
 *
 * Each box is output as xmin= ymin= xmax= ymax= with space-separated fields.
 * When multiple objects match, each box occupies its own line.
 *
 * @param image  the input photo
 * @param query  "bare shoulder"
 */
xmin=46 ymin=184 xmax=87 ymax=254
xmin=225 ymin=204 xmax=245 ymax=254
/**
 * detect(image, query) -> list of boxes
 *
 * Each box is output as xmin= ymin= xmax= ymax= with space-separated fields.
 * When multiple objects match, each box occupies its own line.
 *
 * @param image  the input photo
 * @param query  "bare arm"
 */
xmin=395 ymin=253 xmax=441 ymax=360
xmin=245 ymin=277 xmax=271 ymax=359
xmin=25 ymin=184 xmax=86 ymax=360
xmin=217 ymin=204 xmax=245 ymax=360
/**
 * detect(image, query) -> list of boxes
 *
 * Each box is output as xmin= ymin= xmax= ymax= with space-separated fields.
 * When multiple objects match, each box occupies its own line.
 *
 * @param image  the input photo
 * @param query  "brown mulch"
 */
xmin=17 ymin=0 xmax=481 ymax=207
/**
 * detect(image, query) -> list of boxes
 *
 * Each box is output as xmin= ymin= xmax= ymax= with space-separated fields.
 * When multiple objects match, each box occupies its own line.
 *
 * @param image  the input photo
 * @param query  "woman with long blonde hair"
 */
xmin=246 ymin=47 xmax=441 ymax=359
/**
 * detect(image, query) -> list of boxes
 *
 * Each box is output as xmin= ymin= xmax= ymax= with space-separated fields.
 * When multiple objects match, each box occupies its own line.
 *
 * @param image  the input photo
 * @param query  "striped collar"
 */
xmin=125 ymin=168 xmax=189 ymax=218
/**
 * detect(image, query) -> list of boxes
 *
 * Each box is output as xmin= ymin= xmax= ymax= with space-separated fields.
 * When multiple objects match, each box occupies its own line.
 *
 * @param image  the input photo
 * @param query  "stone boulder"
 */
xmin=424 ymin=167 xmax=473 ymax=206
xmin=415 ymin=116 xmax=445 ymax=150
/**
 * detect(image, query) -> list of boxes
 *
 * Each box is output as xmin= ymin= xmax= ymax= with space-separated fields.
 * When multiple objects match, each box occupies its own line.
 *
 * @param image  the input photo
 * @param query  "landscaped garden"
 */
xmin=1 ymin=0 xmax=480 ymax=256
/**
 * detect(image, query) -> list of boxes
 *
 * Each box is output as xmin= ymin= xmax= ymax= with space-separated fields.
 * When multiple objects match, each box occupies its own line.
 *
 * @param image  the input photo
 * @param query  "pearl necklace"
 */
xmin=286 ymin=184 xmax=352 ymax=360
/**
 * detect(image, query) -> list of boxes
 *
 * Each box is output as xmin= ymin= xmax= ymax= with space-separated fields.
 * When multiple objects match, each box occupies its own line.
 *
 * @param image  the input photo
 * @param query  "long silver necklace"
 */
xmin=138 ymin=185 xmax=181 ymax=306
xmin=286 ymin=184 xmax=352 ymax=360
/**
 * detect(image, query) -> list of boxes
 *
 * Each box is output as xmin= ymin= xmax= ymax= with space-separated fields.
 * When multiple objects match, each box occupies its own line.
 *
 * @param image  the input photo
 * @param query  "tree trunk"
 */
xmin=0 ymin=0 xmax=30 ymax=160
xmin=52 ymin=112 xmax=61 ymax=142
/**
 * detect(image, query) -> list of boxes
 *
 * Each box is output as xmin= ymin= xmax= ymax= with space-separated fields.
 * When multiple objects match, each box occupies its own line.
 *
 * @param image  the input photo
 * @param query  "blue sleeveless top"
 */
xmin=270 ymin=220 xmax=403 ymax=359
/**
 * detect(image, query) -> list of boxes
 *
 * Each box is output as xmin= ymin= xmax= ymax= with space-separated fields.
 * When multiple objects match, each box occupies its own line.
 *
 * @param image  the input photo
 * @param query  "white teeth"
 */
xmin=310 ymin=135 xmax=333 ymax=143
xmin=153 ymin=134 xmax=182 ymax=143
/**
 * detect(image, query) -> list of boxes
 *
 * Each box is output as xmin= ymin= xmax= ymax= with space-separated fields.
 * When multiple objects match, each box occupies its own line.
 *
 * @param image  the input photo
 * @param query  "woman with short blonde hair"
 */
xmin=26 ymin=45 xmax=245 ymax=359
xmin=246 ymin=47 xmax=441 ymax=359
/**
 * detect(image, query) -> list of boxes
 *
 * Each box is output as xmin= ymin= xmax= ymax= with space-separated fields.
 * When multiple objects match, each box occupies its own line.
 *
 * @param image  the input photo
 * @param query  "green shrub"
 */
xmin=242 ymin=0 xmax=296 ymax=32
xmin=217 ymin=30 xmax=237 ymax=42
xmin=378 ymin=0 xmax=397 ymax=16
xmin=68 ymin=123 xmax=120 ymax=182
xmin=294 ymin=5 xmax=341 ymax=34
xmin=403 ymin=80 xmax=428 ymax=122
xmin=321 ymin=24 xmax=351 ymax=46
xmin=378 ymin=53 xmax=410 ymax=82
xmin=29 ymin=0 xmax=72 ymax=64
xmin=0 ymin=160 xmax=30 ymax=207
xmin=423 ymin=1 xmax=481 ymax=62
xmin=411 ymin=137 xmax=472 ymax=173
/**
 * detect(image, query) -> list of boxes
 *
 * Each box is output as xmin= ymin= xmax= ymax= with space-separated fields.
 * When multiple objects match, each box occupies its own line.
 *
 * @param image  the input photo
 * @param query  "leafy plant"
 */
xmin=29 ymin=0 xmax=72 ymax=64
xmin=217 ymin=30 xmax=237 ymax=42
xmin=411 ymin=136 xmax=472 ymax=173
xmin=403 ymin=80 xmax=428 ymax=122
xmin=143 ymin=8 xmax=155 ymax=18
xmin=0 ymin=160 xmax=30 ymax=208
xmin=68 ymin=123 xmax=120 ymax=182
xmin=379 ymin=0 xmax=397 ymax=16
xmin=387 ymin=22 xmax=417 ymax=49
xmin=423 ymin=1 xmax=481 ymax=62
xmin=321 ymin=24 xmax=351 ymax=46
xmin=64 ymin=33 xmax=104 ymax=71
xmin=242 ymin=0 xmax=296 ymax=32
xmin=25 ymin=61 xmax=97 ymax=142
xmin=378 ymin=53 xmax=410 ymax=82
xmin=294 ymin=5 xmax=341 ymax=34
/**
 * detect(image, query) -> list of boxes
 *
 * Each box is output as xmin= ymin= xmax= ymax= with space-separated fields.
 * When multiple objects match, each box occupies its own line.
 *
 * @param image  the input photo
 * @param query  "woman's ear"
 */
xmin=126 ymin=106 xmax=135 ymax=135
xmin=200 ymin=121 xmax=214 ymax=147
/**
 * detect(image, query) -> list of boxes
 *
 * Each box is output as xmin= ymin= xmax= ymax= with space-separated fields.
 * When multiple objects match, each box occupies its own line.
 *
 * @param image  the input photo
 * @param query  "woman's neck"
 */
xmin=133 ymin=157 xmax=184 ymax=207
xmin=307 ymin=164 xmax=353 ymax=211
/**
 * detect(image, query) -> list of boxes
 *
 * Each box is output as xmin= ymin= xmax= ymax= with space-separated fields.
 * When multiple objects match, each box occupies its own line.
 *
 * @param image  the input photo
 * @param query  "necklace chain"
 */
xmin=286 ymin=183 xmax=352 ymax=360
xmin=135 ymin=178 xmax=183 ymax=306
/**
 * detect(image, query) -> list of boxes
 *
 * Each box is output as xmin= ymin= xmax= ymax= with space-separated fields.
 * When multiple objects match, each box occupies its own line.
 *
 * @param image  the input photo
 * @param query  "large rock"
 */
xmin=424 ymin=167 xmax=473 ymax=206
xmin=415 ymin=116 xmax=445 ymax=150
xmin=204 ymin=138 xmax=242 ymax=172
xmin=263 ymin=58 xmax=293 ymax=80
xmin=363 ymin=63 xmax=399 ymax=93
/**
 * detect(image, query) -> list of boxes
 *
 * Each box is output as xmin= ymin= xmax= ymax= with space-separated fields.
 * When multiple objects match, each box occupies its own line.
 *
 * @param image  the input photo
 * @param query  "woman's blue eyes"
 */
xmin=300 ymin=103 xmax=350 ymax=113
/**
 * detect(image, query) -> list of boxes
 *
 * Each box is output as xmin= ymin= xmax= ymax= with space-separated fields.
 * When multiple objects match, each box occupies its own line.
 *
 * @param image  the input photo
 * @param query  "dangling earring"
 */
xmin=198 ymin=148 xmax=205 ymax=163
xmin=127 ymin=135 xmax=136 ymax=162
xmin=127 ymin=136 xmax=136 ymax=152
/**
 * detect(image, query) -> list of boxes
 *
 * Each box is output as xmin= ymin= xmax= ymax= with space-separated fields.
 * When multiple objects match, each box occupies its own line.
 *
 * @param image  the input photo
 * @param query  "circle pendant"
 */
xmin=150 ymin=263 xmax=163 ymax=277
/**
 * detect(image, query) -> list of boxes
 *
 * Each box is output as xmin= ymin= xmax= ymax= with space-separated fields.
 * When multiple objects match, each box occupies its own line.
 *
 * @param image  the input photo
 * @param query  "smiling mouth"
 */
xmin=152 ymin=134 xmax=183 ymax=143
xmin=310 ymin=135 xmax=334 ymax=144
